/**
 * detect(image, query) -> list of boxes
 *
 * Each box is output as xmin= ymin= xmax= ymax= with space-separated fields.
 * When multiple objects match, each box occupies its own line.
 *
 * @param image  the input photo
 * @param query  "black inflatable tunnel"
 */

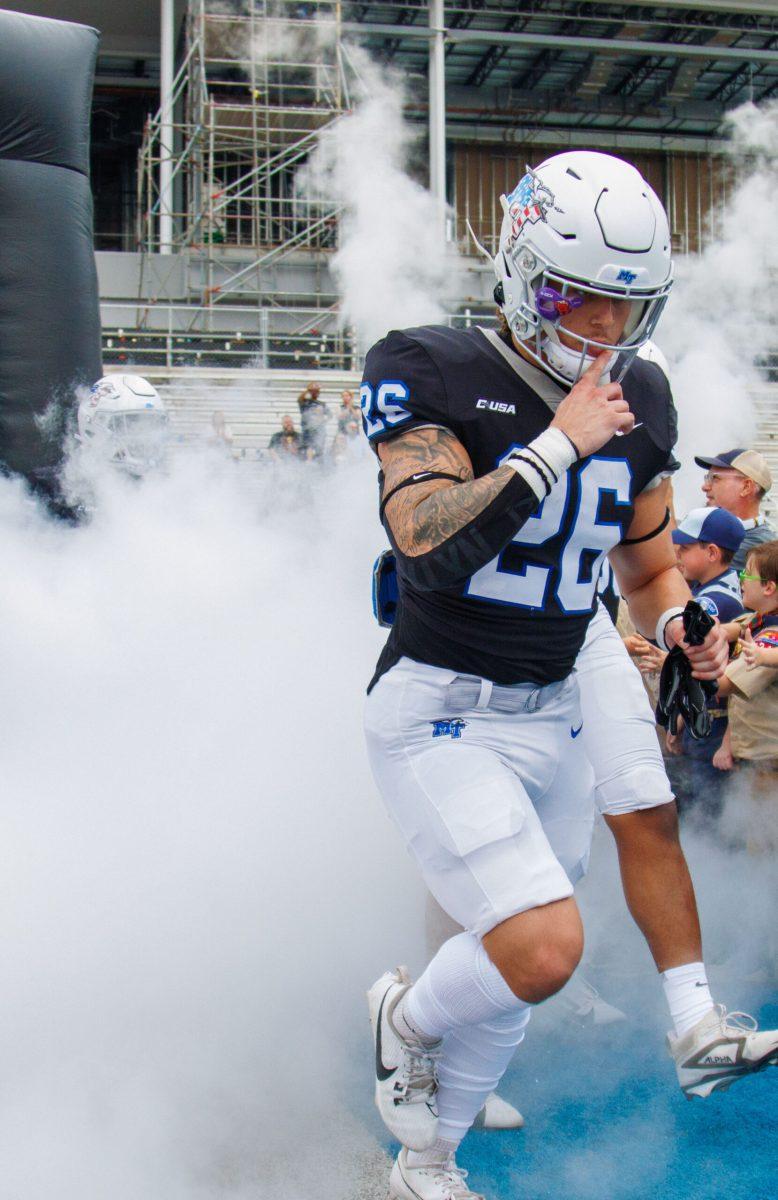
xmin=0 ymin=9 xmax=101 ymax=505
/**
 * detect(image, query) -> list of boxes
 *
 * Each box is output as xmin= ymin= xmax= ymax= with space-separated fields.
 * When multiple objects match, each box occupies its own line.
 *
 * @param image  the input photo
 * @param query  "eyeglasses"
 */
xmin=738 ymin=570 xmax=768 ymax=583
xmin=703 ymin=471 xmax=739 ymax=485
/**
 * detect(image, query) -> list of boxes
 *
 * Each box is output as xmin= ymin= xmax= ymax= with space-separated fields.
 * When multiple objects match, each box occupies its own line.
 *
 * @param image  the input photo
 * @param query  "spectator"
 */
xmin=715 ymin=541 xmax=778 ymax=855
xmin=268 ymin=414 xmax=301 ymax=460
xmin=297 ymin=381 xmax=329 ymax=459
xmin=671 ymin=507 xmax=745 ymax=623
xmin=337 ymin=389 xmax=360 ymax=438
xmin=741 ymin=624 xmax=778 ymax=669
xmin=661 ymin=508 xmax=746 ymax=826
xmin=696 ymin=447 xmax=775 ymax=570
xmin=616 ymin=599 xmax=663 ymax=710
xmin=209 ymin=410 xmax=235 ymax=457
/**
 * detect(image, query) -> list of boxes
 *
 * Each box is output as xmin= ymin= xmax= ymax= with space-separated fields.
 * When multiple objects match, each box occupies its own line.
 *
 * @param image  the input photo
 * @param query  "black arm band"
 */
xmin=384 ymin=471 xmax=541 ymax=592
xmin=621 ymin=507 xmax=671 ymax=546
xmin=379 ymin=471 xmax=463 ymax=521
xmin=508 ymin=453 xmax=554 ymax=494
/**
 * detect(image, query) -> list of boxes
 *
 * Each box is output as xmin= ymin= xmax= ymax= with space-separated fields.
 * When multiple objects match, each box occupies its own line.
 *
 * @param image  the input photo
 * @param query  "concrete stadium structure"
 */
xmin=7 ymin=1 xmax=778 ymax=492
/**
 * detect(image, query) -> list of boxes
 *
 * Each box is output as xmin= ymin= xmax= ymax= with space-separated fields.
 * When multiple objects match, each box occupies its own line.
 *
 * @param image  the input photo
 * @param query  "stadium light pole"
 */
xmin=428 ymin=0 xmax=446 ymax=246
xmin=159 ymin=0 xmax=175 ymax=254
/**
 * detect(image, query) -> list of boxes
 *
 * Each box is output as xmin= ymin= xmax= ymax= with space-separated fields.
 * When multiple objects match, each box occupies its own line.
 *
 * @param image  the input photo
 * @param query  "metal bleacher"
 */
xmin=119 ymin=368 xmax=778 ymax=514
xmin=137 ymin=366 xmax=361 ymax=456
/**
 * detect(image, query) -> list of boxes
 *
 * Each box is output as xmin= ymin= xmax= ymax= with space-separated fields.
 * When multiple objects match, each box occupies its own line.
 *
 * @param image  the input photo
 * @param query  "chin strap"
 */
xmin=542 ymin=334 xmax=595 ymax=382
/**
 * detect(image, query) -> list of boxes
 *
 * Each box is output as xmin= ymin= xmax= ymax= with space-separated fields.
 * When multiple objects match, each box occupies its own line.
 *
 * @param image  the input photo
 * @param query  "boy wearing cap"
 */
xmin=666 ymin=508 xmax=745 ymax=824
xmin=697 ymin=448 xmax=775 ymax=571
xmin=715 ymin=542 xmax=778 ymax=795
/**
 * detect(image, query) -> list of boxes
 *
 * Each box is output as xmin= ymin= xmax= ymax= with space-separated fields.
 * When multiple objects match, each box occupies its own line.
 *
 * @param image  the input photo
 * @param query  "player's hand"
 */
xmin=712 ymin=743 xmax=734 ymax=771
xmin=622 ymin=633 xmax=648 ymax=656
xmin=665 ymin=616 xmax=729 ymax=680
xmin=636 ymin=643 xmax=667 ymax=674
xmin=741 ymin=626 xmax=761 ymax=669
xmin=664 ymin=729 xmax=683 ymax=755
xmin=550 ymin=351 xmax=634 ymax=457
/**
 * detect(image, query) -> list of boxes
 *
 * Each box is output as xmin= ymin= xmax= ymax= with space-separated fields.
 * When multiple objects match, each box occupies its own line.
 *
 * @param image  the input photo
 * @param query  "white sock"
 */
xmin=394 ymin=996 xmax=440 ymax=1048
xmin=437 ymin=1004 xmax=531 ymax=1144
xmin=400 ymin=932 xmax=531 ymax=1142
xmin=405 ymin=1138 xmax=459 ymax=1168
xmin=404 ymin=932 xmax=525 ymax=1037
xmin=661 ymin=962 xmax=714 ymax=1037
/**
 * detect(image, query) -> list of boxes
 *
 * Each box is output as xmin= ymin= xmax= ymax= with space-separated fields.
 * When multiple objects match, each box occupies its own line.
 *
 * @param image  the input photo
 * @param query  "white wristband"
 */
xmin=505 ymin=428 xmax=578 ymax=502
xmin=656 ymin=606 xmax=685 ymax=650
xmin=528 ymin=427 xmax=579 ymax=479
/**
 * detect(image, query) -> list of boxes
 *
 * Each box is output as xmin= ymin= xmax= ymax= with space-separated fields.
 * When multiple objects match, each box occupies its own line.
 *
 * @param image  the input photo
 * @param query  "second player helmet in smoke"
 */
xmin=78 ymin=375 xmax=169 ymax=474
xmin=493 ymin=150 xmax=673 ymax=386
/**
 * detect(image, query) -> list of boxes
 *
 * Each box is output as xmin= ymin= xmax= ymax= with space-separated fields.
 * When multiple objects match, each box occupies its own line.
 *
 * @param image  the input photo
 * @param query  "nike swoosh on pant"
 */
xmin=375 ymin=989 xmax=397 ymax=1082
xmin=571 ymin=724 xmax=583 ymax=738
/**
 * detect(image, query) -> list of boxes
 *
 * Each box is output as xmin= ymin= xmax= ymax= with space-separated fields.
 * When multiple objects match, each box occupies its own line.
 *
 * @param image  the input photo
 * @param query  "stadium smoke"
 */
xmin=657 ymin=100 xmax=778 ymax=513
xmin=2 ymin=28 xmax=776 ymax=1200
xmin=299 ymin=41 xmax=465 ymax=351
xmin=0 ymin=452 xmax=424 ymax=1199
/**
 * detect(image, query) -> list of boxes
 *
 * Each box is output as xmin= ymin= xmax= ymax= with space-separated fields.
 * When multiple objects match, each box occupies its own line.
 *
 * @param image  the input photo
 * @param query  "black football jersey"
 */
xmin=361 ymin=324 xmax=677 ymax=689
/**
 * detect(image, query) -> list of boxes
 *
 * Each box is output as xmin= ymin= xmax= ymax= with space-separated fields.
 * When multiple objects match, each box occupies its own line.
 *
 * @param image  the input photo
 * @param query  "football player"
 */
xmin=361 ymin=151 xmax=778 ymax=1200
xmin=77 ymin=374 xmax=169 ymax=477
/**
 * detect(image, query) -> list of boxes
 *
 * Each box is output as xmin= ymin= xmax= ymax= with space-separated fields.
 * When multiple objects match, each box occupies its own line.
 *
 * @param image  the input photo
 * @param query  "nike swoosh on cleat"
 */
xmin=375 ymin=989 xmax=397 ymax=1082
xmin=570 ymin=724 xmax=583 ymax=738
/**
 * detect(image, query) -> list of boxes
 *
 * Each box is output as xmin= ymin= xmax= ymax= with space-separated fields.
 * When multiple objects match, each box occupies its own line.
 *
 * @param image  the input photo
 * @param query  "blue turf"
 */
xmin=368 ymin=993 xmax=778 ymax=1200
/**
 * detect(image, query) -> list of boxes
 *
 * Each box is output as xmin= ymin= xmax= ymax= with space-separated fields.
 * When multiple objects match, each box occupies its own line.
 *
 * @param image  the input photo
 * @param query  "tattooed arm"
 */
xmin=378 ymin=348 xmax=635 ymax=564
xmin=375 ymin=424 xmax=563 ymax=592
xmin=378 ymin=426 xmax=517 ymax=556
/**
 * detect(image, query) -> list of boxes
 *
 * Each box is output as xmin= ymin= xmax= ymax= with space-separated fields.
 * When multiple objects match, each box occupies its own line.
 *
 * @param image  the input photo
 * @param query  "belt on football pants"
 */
xmin=444 ymin=674 xmax=570 ymax=715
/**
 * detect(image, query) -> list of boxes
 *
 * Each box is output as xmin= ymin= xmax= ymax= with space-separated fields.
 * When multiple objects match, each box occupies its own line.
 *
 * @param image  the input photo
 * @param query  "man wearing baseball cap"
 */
xmin=696 ymin=448 xmax=775 ymax=571
xmin=667 ymin=507 xmax=746 ymax=825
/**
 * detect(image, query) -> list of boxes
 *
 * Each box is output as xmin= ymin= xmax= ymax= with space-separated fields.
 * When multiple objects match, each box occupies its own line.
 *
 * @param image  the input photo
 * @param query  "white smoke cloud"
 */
xmin=656 ymin=101 xmax=778 ymax=514
xmin=0 ymin=451 xmax=422 ymax=1199
xmin=248 ymin=2 xmax=338 ymax=66
xmin=299 ymin=42 xmax=465 ymax=351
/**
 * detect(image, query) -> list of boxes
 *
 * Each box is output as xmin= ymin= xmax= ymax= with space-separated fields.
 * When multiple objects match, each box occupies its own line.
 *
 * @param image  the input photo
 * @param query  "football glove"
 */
xmin=655 ymin=600 xmax=718 ymax=740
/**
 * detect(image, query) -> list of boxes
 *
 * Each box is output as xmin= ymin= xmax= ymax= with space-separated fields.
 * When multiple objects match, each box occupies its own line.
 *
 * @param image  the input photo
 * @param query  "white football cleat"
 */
xmin=472 ymin=1091 xmax=524 ymax=1130
xmin=389 ymin=1148 xmax=486 ymax=1200
xmin=367 ymin=967 xmax=440 ymax=1151
xmin=558 ymin=975 xmax=627 ymax=1026
xmin=668 ymin=1005 xmax=778 ymax=1099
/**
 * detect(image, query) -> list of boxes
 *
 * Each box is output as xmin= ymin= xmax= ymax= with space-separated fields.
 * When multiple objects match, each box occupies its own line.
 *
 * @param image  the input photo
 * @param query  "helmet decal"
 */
xmin=505 ymin=167 xmax=557 ymax=246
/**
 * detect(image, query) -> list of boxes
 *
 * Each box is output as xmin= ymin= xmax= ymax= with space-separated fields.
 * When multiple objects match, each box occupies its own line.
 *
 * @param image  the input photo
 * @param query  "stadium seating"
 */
xmin=138 ymin=367 xmax=361 ymax=457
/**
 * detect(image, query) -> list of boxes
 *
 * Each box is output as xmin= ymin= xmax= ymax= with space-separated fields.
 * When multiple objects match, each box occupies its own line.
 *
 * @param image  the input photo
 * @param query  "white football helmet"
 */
xmin=491 ymin=150 xmax=673 ymax=386
xmin=78 ymin=374 xmax=169 ymax=474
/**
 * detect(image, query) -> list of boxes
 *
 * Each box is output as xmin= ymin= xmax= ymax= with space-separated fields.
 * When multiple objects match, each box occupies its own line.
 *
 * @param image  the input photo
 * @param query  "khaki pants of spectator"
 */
xmin=735 ymin=758 xmax=778 ymax=856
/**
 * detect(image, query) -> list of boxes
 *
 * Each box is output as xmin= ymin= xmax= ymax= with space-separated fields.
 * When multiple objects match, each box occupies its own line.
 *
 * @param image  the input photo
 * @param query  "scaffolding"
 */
xmin=137 ymin=0 xmax=347 ymax=316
